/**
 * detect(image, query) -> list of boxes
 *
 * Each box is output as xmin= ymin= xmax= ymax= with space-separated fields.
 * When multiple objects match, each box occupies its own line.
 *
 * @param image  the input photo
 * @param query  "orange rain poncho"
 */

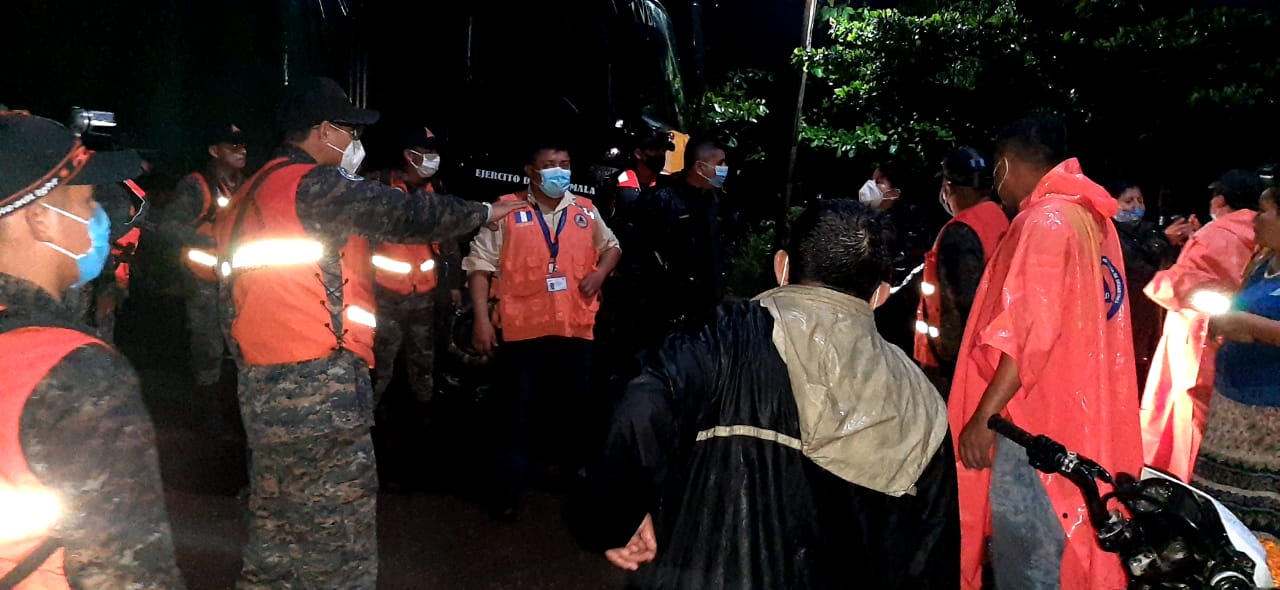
xmin=1140 ymin=209 xmax=1256 ymax=482
xmin=949 ymin=159 xmax=1143 ymax=590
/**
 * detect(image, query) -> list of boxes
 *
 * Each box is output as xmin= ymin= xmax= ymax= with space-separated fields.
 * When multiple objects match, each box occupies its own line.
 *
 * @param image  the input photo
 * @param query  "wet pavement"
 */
xmin=117 ymin=294 xmax=624 ymax=589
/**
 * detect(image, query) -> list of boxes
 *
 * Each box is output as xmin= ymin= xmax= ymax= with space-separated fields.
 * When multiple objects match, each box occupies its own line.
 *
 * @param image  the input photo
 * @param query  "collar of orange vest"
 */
xmin=0 ymin=273 xmax=69 ymax=320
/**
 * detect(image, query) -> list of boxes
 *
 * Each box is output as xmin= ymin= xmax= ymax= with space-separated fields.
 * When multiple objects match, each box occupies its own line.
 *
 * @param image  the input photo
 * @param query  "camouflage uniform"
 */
xmin=372 ymin=236 xmax=463 ymax=404
xmin=64 ymin=275 xmax=125 ymax=343
xmin=225 ymin=146 xmax=490 ymax=589
xmin=1 ymin=274 xmax=186 ymax=589
xmin=236 ymin=351 xmax=376 ymax=588
xmin=158 ymin=171 xmax=235 ymax=386
xmin=373 ymin=293 xmax=435 ymax=403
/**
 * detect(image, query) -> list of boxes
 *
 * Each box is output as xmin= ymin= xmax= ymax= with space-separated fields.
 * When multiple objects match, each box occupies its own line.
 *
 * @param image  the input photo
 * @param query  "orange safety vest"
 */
xmin=913 ymin=200 xmax=1009 ymax=368
xmin=110 ymin=180 xmax=147 ymax=290
xmin=216 ymin=159 xmax=378 ymax=367
xmin=372 ymin=175 xmax=440 ymax=296
xmin=111 ymin=227 xmax=140 ymax=290
xmin=0 ymin=317 xmax=105 ymax=590
xmin=183 ymin=172 xmax=234 ymax=282
xmin=496 ymin=193 xmax=600 ymax=342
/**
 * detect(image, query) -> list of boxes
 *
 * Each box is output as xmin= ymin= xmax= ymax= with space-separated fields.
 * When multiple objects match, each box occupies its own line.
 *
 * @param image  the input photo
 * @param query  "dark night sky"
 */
xmin=5 ymin=0 xmax=1274 ymax=213
xmin=4 ymin=0 xmax=812 ymax=159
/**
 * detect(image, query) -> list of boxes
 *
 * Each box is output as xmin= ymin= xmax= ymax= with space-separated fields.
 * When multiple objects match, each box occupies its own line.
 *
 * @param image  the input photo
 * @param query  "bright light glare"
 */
xmin=1190 ymin=290 xmax=1232 ymax=316
xmin=0 ymin=490 xmax=61 ymax=542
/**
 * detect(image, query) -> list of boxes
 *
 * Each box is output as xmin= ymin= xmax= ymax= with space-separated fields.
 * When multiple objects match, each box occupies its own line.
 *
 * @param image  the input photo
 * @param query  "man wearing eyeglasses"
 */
xmin=214 ymin=77 xmax=524 ymax=589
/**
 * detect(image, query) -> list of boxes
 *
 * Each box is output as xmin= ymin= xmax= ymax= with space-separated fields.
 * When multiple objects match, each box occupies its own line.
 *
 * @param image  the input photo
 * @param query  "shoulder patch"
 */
xmin=337 ymin=167 xmax=365 ymax=182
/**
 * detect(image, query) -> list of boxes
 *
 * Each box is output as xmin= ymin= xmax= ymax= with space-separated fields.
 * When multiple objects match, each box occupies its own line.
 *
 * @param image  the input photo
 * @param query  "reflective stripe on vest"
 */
xmin=373 ymin=174 xmax=441 ymax=296
xmin=183 ymin=173 xmax=231 ymax=282
xmin=217 ymin=161 xmax=379 ymax=367
xmin=496 ymin=193 xmax=600 ymax=342
xmin=913 ymin=200 xmax=1010 ymax=368
xmin=371 ymin=245 xmax=438 ymax=295
xmin=0 ymin=324 xmax=104 ymax=590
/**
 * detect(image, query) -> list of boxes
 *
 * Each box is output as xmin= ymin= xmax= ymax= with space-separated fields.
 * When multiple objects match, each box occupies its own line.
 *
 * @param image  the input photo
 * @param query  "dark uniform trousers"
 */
xmin=497 ymin=336 xmax=593 ymax=492
xmin=236 ymin=350 xmax=378 ymax=589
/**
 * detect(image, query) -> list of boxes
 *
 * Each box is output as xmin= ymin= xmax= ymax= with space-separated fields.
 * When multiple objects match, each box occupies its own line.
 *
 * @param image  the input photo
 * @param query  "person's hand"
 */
xmin=472 ymin=318 xmax=498 ymax=356
xmin=1165 ymin=215 xmax=1200 ymax=246
xmin=579 ymin=270 xmax=606 ymax=298
xmin=1210 ymin=311 xmax=1258 ymax=343
xmin=959 ymin=412 xmax=998 ymax=470
xmin=450 ymin=289 xmax=463 ymax=309
xmin=488 ymin=200 xmax=526 ymax=225
xmin=605 ymin=514 xmax=657 ymax=571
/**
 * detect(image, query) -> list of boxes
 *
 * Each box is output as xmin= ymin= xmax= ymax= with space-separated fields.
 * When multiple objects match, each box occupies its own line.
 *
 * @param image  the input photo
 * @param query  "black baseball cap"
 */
xmin=276 ymin=76 xmax=380 ymax=133
xmin=1208 ymin=169 xmax=1265 ymax=206
xmin=0 ymin=110 xmax=144 ymax=217
xmin=939 ymin=146 xmax=993 ymax=189
xmin=401 ymin=126 xmax=441 ymax=152
xmin=205 ymin=122 xmax=246 ymax=146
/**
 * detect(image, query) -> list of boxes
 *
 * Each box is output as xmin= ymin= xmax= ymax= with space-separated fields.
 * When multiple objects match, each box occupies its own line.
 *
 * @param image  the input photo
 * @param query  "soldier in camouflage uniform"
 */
xmin=0 ymin=110 xmax=185 ymax=588
xmin=367 ymin=128 xmax=465 ymax=405
xmin=216 ymin=77 xmax=523 ymax=589
xmin=158 ymin=123 xmax=246 ymax=389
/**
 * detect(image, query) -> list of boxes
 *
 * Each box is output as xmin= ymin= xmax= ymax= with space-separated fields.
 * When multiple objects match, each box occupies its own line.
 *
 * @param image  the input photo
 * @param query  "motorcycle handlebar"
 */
xmin=987 ymin=415 xmax=1035 ymax=448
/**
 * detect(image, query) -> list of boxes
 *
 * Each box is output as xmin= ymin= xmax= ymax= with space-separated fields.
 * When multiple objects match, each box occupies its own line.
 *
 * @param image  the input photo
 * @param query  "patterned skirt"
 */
xmin=1191 ymin=391 xmax=1280 ymax=538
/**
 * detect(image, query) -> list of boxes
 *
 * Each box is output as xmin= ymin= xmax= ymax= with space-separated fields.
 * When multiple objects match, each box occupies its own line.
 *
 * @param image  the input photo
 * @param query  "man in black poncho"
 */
xmin=573 ymin=199 xmax=960 ymax=589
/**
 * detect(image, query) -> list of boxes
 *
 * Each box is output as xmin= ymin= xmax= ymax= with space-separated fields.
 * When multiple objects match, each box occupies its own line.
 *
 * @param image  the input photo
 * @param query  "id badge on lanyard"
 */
xmin=536 ymin=208 xmax=569 ymax=293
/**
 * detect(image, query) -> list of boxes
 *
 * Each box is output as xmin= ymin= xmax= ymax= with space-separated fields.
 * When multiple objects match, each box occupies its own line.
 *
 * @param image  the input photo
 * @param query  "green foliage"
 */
xmin=726 ymin=206 xmax=807 ymax=299
xmin=701 ymin=69 xmax=775 ymax=162
xmin=793 ymin=0 xmax=1280 ymax=169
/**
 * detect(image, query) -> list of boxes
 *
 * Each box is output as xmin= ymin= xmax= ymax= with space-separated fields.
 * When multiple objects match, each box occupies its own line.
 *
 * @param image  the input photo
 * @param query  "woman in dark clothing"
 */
xmin=1108 ymin=181 xmax=1174 ymax=391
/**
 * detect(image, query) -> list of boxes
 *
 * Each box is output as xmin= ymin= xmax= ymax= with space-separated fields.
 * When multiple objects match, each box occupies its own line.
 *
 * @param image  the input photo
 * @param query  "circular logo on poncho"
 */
xmin=574 ymin=213 xmax=589 ymax=228
xmin=1101 ymin=256 xmax=1125 ymax=321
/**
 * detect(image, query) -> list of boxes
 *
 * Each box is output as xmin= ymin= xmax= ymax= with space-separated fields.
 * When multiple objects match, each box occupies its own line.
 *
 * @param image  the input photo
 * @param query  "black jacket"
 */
xmin=1114 ymin=219 xmax=1174 ymax=377
xmin=612 ymin=178 xmax=725 ymax=332
xmin=573 ymin=301 xmax=959 ymax=589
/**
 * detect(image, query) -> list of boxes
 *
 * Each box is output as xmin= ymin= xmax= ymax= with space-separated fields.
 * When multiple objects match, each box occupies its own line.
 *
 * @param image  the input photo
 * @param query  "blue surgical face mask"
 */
xmin=538 ymin=167 xmax=572 ymax=199
xmin=700 ymin=162 xmax=729 ymax=188
xmin=1114 ymin=207 xmax=1145 ymax=224
xmin=40 ymin=202 xmax=111 ymax=288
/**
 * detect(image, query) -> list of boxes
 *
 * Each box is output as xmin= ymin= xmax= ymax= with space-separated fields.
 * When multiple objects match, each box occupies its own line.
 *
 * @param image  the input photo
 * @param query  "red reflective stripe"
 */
xmin=122 ymin=179 xmax=146 ymax=200
xmin=616 ymin=170 xmax=641 ymax=190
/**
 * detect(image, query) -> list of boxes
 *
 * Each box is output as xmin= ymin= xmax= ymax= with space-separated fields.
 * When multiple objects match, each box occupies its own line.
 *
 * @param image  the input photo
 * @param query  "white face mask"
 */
xmin=340 ymin=140 xmax=366 ymax=176
xmin=324 ymin=124 xmax=366 ymax=176
xmin=412 ymin=152 xmax=441 ymax=178
xmin=858 ymin=179 xmax=884 ymax=206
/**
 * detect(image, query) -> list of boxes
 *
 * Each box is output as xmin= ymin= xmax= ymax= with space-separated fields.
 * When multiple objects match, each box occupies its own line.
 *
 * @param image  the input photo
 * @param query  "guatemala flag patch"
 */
xmin=514 ymin=210 xmax=534 ymax=224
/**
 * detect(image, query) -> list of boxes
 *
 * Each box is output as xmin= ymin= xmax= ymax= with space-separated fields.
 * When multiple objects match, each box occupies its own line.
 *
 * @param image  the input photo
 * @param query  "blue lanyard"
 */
xmin=533 ymin=206 xmax=568 ymax=263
